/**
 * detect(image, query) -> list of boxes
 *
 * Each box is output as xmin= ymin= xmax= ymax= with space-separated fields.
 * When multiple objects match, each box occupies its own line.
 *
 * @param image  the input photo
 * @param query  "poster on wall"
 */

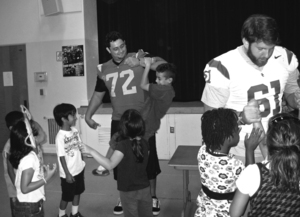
xmin=62 ymin=45 xmax=84 ymax=77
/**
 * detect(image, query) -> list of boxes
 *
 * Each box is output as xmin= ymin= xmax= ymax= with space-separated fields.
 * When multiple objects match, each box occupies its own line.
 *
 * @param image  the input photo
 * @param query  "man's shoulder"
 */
xmin=273 ymin=46 xmax=298 ymax=71
xmin=207 ymin=47 xmax=241 ymax=69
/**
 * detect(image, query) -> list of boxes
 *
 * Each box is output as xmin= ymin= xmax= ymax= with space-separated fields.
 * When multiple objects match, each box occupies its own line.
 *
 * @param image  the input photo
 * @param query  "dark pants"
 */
xmin=120 ymin=187 xmax=153 ymax=217
xmin=13 ymin=199 xmax=44 ymax=217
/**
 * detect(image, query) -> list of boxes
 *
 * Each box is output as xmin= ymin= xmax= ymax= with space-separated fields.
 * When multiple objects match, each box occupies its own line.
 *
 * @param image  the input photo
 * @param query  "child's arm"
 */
xmin=81 ymin=143 xmax=123 ymax=170
xmin=229 ymin=188 xmax=249 ymax=217
xmin=140 ymin=57 xmax=152 ymax=91
xmin=6 ymin=153 xmax=16 ymax=184
xmin=59 ymin=156 xmax=74 ymax=183
xmin=20 ymin=163 xmax=56 ymax=194
xmin=253 ymin=121 xmax=267 ymax=159
xmin=244 ymin=127 xmax=263 ymax=166
xmin=139 ymin=57 xmax=167 ymax=71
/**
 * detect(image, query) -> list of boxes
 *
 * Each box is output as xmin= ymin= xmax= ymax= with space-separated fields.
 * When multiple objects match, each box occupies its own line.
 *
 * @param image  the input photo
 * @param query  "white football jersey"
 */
xmin=202 ymin=46 xmax=299 ymax=157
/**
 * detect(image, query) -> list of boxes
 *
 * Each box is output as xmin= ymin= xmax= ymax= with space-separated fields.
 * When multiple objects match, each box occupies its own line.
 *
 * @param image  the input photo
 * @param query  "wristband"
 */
xmin=42 ymin=177 xmax=47 ymax=184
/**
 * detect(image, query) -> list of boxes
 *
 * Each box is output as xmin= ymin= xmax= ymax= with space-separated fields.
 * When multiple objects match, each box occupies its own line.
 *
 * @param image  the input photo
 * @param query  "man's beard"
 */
xmin=247 ymin=48 xmax=268 ymax=67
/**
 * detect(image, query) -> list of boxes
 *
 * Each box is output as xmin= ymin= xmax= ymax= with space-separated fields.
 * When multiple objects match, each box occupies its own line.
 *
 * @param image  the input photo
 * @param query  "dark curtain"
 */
xmin=97 ymin=0 xmax=300 ymax=103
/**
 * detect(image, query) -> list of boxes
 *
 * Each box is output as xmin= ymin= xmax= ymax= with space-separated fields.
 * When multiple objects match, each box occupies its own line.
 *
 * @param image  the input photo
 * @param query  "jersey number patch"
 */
xmin=247 ymin=80 xmax=281 ymax=118
xmin=106 ymin=70 xmax=137 ymax=97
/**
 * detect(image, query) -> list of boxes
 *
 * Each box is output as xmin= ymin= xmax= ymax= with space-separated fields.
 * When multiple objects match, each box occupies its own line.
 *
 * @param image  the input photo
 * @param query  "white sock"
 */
xmin=59 ymin=209 xmax=66 ymax=217
xmin=72 ymin=205 xmax=79 ymax=215
xmin=97 ymin=165 xmax=105 ymax=171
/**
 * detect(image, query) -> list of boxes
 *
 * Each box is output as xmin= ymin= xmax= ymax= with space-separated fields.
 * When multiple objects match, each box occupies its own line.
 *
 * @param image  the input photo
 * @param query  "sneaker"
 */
xmin=113 ymin=199 xmax=123 ymax=215
xmin=70 ymin=212 xmax=84 ymax=217
xmin=92 ymin=168 xmax=110 ymax=176
xmin=152 ymin=197 xmax=160 ymax=215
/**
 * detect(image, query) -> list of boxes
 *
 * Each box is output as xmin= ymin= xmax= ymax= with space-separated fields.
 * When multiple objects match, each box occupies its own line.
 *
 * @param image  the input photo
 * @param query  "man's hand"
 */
xmin=124 ymin=57 xmax=140 ymax=67
xmin=85 ymin=118 xmax=100 ymax=130
xmin=242 ymin=99 xmax=261 ymax=124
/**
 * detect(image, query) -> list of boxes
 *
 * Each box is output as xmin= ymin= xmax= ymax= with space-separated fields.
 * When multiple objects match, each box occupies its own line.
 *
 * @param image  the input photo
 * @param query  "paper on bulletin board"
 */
xmin=3 ymin=71 xmax=13 ymax=86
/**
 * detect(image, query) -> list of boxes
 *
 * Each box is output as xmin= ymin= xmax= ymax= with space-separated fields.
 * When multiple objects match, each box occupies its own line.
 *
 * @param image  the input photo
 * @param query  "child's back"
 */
xmin=195 ymin=108 xmax=245 ymax=217
xmin=231 ymin=113 xmax=300 ymax=217
xmin=140 ymin=61 xmax=176 ymax=140
xmin=115 ymin=138 xmax=149 ymax=191
xmin=196 ymin=145 xmax=244 ymax=216
xmin=247 ymin=162 xmax=300 ymax=216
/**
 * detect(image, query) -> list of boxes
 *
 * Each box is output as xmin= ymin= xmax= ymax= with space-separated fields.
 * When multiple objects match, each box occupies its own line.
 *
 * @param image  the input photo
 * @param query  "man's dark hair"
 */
xmin=5 ymin=111 xmax=23 ymax=129
xmin=156 ymin=63 xmax=177 ymax=83
xmin=53 ymin=103 xmax=76 ymax=127
xmin=105 ymin=31 xmax=125 ymax=48
xmin=241 ymin=14 xmax=280 ymax=45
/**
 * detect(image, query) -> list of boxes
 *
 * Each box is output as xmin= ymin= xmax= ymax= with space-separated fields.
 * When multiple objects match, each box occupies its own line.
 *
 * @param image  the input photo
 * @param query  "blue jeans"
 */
xmin=13 ymin=199 xmax=44 ymax=217
xmin=120 ymin=186 xmax=153 ymax=217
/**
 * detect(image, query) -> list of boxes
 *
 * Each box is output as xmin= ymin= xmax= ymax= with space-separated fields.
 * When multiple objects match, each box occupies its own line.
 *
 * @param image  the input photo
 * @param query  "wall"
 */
xmin=0 ymin=0 xmax=97 ymax=153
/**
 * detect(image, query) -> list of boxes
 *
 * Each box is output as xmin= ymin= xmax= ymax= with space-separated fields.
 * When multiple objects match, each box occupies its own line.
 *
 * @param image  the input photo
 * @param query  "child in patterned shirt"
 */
xmin=195 ymin=108 xmax=262 ymax=217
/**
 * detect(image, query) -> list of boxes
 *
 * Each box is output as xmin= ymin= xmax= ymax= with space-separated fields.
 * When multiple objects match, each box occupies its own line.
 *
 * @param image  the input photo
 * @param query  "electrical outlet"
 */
xmin=170 ymin=127 xmax=175 ymax=133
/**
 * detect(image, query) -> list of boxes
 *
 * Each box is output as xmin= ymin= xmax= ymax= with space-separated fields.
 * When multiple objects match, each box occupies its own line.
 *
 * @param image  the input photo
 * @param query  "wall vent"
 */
xmin=47 ymin=118 xmax=60 ymax=144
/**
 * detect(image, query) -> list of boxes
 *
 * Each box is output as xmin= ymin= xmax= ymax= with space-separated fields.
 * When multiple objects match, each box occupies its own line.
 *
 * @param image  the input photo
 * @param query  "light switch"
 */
xmin=35 ymin=72 xmax=47 ymax=82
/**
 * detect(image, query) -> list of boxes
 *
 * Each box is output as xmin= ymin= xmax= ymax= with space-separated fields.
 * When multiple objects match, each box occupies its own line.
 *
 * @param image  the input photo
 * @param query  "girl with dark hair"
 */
xmin=230 ymin=113 xmax=300 ymax=216
xmin=9 ymin=120 xmax=57 ymax=217
xmin=195 ymin=108 xmax=262 ymax=217
xmin=81 ymin=109 xmax=152 ymax=217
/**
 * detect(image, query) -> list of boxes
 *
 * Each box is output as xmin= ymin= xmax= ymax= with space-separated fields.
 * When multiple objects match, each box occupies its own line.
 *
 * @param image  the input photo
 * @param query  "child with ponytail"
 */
xmin=80 ymin=109 xmax=152 ymax=217
xmin=230 ymin=113 xmax=300 ymax=216
xmin=9 ymin=110 xmax=57 ymax=217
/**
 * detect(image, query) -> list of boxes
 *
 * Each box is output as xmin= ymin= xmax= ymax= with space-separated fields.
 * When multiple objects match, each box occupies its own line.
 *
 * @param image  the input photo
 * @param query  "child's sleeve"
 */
xmin=235 ymin=164 xmax=260 ymax=197
xmin=19 ymin=153 xmax=36 ymax=171
xmin=55 ymin=134 xmax=66 ymax=157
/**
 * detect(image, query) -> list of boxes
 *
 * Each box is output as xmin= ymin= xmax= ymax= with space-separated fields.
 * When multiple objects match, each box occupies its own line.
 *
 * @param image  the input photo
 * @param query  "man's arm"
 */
xmin=85 ymin=91 xmax=105 ymax=129
xmin=203 ymin=103 xmax=215 ymax=112
xmin=284 ymin=92 xmax=300 ymax=109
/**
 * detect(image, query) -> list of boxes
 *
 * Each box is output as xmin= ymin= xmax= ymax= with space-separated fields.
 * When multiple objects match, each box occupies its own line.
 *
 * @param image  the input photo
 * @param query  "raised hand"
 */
xmin=244 ymin=128 xmax=263 ymax=151
xmin=44 ymin=163 xmax=57 ymax=183
xmin=144 ymin=57 xmax=152 ymax=67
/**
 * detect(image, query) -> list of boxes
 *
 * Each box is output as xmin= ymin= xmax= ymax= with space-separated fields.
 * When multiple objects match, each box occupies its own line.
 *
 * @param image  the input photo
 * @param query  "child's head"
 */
xmin=118 ymin=109 xmax=145 ymax=163
xmin=5 ymin=111 xmax=23 ymax=130
xmin=119 ymin=109 xmax=145 ymax=139
xmin=267 ymin=113 xmax=300 ymax=192
xmin=201 ymin=108 xmax=239 ymax=152
xmin=9 ymin=121 xmax=35 ymax=169
xmin=155 ymin=63 xmax=176 ymax=86
xmin=53 ymin=103 xmax=77 ymax=127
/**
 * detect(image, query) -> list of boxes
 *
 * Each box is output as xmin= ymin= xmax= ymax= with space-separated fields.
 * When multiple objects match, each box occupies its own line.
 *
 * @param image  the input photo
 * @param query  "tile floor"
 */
xmin=0 ymin=154 xmax=200 ymax=217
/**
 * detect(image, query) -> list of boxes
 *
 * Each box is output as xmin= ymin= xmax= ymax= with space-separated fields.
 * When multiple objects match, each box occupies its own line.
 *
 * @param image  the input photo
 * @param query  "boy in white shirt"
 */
xmin=53 ymin=103 xmax=86 ymax=217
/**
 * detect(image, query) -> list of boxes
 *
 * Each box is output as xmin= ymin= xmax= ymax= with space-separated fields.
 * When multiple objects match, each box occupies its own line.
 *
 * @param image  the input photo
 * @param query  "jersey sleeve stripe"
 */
xmin=285 ymin=48 xmax=293 ymax=65
xmin=208 ymin=59 xmax=230 ymax=79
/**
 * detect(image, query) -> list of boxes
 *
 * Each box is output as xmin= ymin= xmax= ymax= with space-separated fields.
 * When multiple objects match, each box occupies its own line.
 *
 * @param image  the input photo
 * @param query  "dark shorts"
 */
xmin=111 ymin=120 xmax=161 ymax=181
xmin=60 ymin=169 xmax=85 ymax=202
xmin=13 ymin=199 xmax=44 ymax=217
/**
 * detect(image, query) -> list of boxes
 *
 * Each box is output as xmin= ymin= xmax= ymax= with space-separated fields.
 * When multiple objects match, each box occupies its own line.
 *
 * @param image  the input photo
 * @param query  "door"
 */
xmin=0 ymin=44 xmax=28 ymax=150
